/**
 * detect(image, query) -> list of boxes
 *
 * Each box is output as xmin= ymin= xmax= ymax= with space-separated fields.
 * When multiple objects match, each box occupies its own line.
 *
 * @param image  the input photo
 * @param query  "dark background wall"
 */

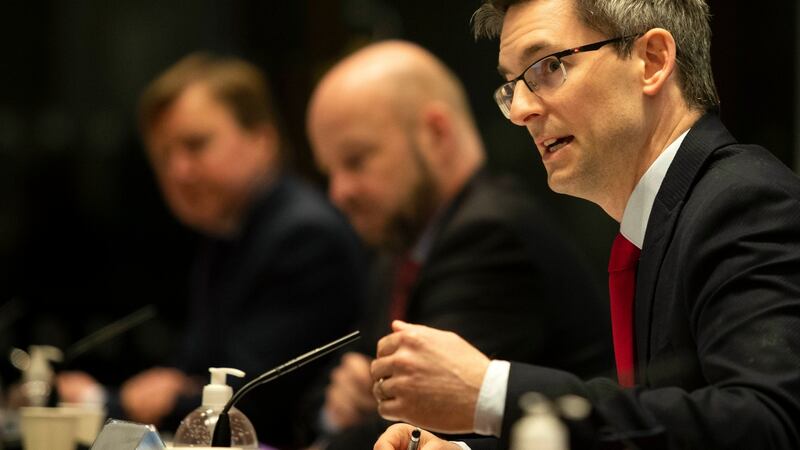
xmin=0 ymin=1 xmax=796 ymax=385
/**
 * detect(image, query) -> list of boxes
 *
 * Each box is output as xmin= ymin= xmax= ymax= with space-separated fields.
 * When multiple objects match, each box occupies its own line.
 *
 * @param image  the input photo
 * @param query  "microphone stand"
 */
xmin=211 ymin=330 xmax=360 ymax=447
xmin=64 ymin=304 xmax=157 ymax=362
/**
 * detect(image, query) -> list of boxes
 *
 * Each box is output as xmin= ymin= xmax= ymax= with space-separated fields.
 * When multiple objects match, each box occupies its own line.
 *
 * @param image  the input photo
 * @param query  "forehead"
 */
xmin=497 ymin=0 xmax=596 ymax=76
xmin=146 ymin=84 xmax=234 ymax=151
xmin=311 ymin=91 xmax=407 ymax=158
xmin=315 ymin=78 xmax=405 ymax=133
xmin=168 ymin=83 xmax=226 ymax=120
xmin=154 ymin=84 xmax=231 ymax=131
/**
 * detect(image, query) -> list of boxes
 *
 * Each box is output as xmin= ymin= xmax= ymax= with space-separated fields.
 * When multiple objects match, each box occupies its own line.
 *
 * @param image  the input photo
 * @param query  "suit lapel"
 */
xmin=634 ymin=114 xmax=737 ymax=382
xmin=405 ymin=169 xmax=484 ymax=316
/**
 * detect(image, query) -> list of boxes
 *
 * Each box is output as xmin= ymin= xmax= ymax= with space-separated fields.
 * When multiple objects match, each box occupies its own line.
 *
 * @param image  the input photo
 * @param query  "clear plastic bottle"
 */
xmin=173 ymin=367 xmax=257 ymax=449
xmin=511 ymin=392 xmax=568 ymax=450
xmin=23 ymin=346 xmax=63 ymax=407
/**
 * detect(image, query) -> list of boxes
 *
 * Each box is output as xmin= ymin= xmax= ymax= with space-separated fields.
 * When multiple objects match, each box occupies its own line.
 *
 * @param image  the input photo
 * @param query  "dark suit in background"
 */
xmin=499 ymin=114 xmax=800 ymax=449
xmin=169 ymin=174 xmax=365 ymax=448
xmin=325 ymin=170 xmax=612 ymax=449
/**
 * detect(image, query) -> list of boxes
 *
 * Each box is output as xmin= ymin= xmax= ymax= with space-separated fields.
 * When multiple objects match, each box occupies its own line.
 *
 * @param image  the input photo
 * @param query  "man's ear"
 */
xmin=637 ymin=28 xmax=677 ymax=97
xmin=417 ymin=101 xmax=457 ymax=166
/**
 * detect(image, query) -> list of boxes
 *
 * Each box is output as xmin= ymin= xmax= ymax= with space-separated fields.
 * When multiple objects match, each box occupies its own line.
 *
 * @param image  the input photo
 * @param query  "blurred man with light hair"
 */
xmin=59 ymin=52 xmax=365 ymax=448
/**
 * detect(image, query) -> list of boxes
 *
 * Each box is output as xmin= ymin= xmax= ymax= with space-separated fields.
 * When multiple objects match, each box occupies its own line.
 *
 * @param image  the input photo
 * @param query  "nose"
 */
xmin=328 ymin=172 xmax=355 ymax=209
xmin=508 ymin=81 xmax=544 ymax=126
xmin=165 ymin=149 xmax=194 ymax=183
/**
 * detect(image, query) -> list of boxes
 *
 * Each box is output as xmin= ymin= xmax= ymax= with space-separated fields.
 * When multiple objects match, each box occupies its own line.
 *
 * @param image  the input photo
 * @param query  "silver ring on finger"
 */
xmin=376 ymin=377 xmax=390 ymax=401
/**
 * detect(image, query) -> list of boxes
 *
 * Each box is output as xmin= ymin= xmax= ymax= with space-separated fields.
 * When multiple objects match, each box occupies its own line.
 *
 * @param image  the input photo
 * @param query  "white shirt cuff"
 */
xmin=451 ymin=442 xmax=471 ymax=450
xmin=319 ymin=407 xmax=341 ymax=434
xmin=79 ymin=383 xmax=108 ymax=406
xmin=473 ymin=359 xmax=510 ymax=437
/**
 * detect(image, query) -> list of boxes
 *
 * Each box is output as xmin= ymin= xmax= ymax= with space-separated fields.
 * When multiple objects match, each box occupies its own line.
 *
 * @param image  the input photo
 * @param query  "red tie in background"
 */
xmin=608 ymin=232 xmax=641 ymax=387
xmin=388 ymin=255 xmax=421 ymax=322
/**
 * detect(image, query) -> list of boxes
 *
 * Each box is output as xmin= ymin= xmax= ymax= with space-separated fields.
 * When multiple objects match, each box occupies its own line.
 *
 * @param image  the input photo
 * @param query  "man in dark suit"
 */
xmin=57 ymin=53 xmax=365 ymax=448
xmin=304 ymin=41 xmax=611 ymax=449
xmin=371 ymin=1 xmax=800 ymax=449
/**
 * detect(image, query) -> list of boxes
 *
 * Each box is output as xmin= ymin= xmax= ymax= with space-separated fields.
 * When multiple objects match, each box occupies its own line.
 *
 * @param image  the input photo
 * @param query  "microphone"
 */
xmin=10 ymin=305 xmax=157 ymax=407
xmin=211 ymin=330 xmax=361 ymax=447
xmin=64 ymin=304 xmax=157 ymax=362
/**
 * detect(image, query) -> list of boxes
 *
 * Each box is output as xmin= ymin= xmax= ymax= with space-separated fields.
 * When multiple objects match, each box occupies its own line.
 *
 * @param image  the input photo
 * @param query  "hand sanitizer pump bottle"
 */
xmin=511 ymin=392 xmax=568 ymax=450
xmin=173 ymin=367 xmax=257 ymax=449
xmin=23 ymin=346 xmax=63 ymax=407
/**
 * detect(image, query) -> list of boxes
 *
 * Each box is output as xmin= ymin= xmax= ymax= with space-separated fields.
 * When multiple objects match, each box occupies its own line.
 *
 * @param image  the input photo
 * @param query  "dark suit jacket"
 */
xmin=166 ymin=175 xmax=365 ymax=448
xmin=496 ymin=114 xmax=800 ymax=449
xmin=325 ymin=170 xmax=612 ymax=449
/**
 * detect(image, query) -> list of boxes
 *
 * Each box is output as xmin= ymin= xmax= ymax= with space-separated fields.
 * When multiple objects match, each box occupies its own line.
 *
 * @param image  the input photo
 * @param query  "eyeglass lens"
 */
xmin=495 ymin=56 xmax=566 ymax=118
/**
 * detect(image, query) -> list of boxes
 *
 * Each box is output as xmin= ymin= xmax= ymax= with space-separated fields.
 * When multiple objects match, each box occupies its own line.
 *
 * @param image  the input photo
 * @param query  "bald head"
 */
xmin=310 ymin=40 xmax=475 ymax=130
xmin=308 ymin=41 xmax=484 ymax=251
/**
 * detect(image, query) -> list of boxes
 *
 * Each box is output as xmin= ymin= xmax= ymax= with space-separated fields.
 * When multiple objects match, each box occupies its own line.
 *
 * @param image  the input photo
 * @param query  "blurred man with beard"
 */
xmin=303 ymin=40 xmax=611 ymax=450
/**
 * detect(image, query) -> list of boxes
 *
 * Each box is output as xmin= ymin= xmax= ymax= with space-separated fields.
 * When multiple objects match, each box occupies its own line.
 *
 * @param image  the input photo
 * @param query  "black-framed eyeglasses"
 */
xmin=494 ymin=35 xmax=638 ymax=119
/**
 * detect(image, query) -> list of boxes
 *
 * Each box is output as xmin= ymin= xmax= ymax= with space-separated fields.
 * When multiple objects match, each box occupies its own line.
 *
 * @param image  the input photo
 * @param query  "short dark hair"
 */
xmin=138 ymin=52 xmax=279 ymax=135
xmin=473 ymin=0 xmax=719 ymax=111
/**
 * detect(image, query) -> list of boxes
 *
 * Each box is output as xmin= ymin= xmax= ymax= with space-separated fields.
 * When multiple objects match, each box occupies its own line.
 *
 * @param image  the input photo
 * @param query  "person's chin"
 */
xmin=186 ymin=214 xmax=237 ymax=238
xmin=375 ymin=228 xmax=411 ymax=253
xmin=546 ymin=171 xmax=578 ymax=196
xmin=354 ymin=224 xmax=384 ymax=248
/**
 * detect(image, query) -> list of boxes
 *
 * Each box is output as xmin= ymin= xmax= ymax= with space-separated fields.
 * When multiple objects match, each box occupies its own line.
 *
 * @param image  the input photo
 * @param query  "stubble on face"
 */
xmin=500 ymin=0 xmax=646 ymax=212
xmin=310 ymin=80 xmax=442 ymax=254
xmin=379 ymin=138 xmax=440 ymax=253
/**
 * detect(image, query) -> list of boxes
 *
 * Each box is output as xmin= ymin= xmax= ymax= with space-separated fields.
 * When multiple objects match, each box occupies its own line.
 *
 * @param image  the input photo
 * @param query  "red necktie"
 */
xmin=388 ymin=255 xmax=421 ymax=322
xmin=608 ymin=232 xmax=641 ymax=387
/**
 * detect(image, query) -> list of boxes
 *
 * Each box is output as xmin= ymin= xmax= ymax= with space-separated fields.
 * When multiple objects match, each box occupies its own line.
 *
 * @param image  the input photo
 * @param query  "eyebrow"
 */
xmin=497 ymin=43 xmax=548 ymax=79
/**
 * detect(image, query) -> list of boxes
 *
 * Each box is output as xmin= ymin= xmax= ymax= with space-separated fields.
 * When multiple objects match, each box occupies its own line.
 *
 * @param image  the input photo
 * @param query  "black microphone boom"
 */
xmin=211 ymin=330 xmax=361 ymax=447
xmin=65 ymin=304 xmax=157 ymax=362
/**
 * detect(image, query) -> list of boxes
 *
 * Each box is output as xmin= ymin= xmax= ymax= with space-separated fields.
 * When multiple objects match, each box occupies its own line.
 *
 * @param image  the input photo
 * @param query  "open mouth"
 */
xmin=542 ymin=136 xmax=574 ymax=153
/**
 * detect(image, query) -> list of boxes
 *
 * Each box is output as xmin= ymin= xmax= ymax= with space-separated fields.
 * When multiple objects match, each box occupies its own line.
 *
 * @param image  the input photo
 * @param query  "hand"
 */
xmin=56 ymin=371 xmax=103 ymax=403
xmin=370 ymin=321 xmax=490 ymax=433
xmin=324 ymin=352 xmax=378 ymax=430
xmin=120 ymin=367 xmax=196 ymax=425
xmin=5 ymin=383 xmax=30 ymax=408
xmin=373 ymin=423 xmax=462 ymax=450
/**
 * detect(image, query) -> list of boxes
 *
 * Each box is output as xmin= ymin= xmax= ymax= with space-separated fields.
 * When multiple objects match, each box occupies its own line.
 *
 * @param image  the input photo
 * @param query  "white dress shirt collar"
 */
xmin=620 ymin=129 xmax=690 ymax=249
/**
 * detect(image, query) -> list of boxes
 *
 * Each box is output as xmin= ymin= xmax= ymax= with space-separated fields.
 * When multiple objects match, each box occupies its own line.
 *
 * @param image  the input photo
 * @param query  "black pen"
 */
xmin=407 ymin=427 xmax=421 ymax=450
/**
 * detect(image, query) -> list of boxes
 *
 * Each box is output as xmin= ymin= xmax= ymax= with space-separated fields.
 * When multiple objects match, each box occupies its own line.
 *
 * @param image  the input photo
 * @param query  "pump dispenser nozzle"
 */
xmin=203 ymin=368 xmax=245 ymax=409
